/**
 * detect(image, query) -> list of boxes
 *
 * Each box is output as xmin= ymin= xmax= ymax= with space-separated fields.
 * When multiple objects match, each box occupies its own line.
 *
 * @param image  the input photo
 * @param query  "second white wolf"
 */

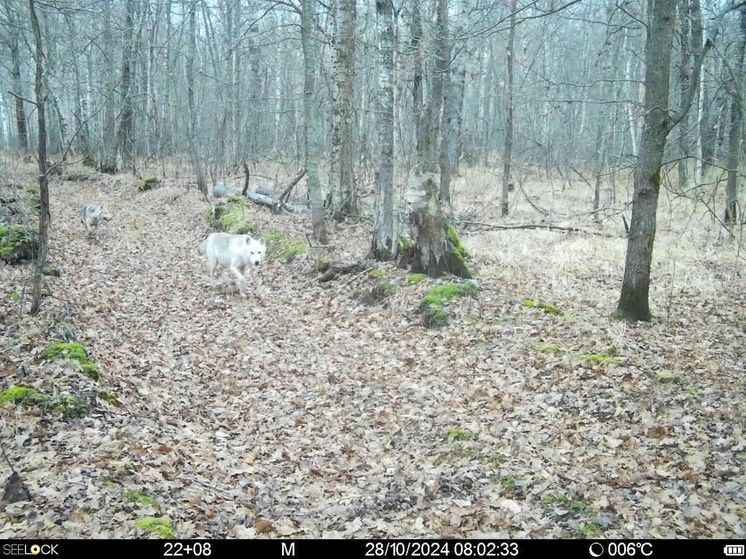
xmin=198 ymin=232 xmax=267 ymax=296
xmin=81 ymin=204 xmax=112 ymax=236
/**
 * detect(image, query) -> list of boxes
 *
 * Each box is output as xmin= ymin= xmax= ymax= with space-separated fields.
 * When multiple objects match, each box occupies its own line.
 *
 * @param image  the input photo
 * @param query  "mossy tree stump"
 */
xmin=399 ymin=175 xmax=472 ymax=279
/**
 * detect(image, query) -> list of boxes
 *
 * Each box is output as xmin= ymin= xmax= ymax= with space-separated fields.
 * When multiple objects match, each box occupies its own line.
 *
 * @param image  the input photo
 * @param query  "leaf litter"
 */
xmin=0 ymin=172 xmax=744 ymax=539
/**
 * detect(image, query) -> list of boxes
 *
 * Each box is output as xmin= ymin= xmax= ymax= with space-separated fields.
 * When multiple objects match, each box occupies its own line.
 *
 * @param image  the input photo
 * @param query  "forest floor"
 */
xmin=0 ymin=162 xmax=744 ymax=539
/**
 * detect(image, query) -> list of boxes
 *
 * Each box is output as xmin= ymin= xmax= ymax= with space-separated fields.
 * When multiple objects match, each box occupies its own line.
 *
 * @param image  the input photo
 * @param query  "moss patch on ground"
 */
xmin=135 ymin=517 xmax=174 ymax=538
xmin=0 ymin=386 xmax=47 ymax=406
xmin=42 ymin=342 xmax=101 ymax=380
xmin=420 ymin=281 xmax=480 ymax=328
xmin=0 ymin=223 xmax=39 ymax=263
xmin=522 ymin=298 xmax=563 ymax=316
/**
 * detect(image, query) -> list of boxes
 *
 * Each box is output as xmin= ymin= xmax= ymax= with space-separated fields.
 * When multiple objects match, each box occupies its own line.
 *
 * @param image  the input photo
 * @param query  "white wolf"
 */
xmin=81 ymin=204 xmax=112 ymax=236
xmin=198 ymin=232 xmax=266 ymax=295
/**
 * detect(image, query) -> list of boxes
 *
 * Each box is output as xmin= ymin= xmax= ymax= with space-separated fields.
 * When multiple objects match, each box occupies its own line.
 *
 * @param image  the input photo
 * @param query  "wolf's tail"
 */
xmin=197 ymin=239 xmax=207 ymax=256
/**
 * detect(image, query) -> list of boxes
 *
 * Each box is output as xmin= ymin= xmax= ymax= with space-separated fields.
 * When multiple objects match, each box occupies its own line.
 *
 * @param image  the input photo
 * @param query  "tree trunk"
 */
xmin=404 ymin=0 xmax=470 ymax=280
xmin=423 ymin=0 xmax=446 ymax=175
xmin=677 ymin=0 xmax=692 ymax=192
xmin=436 ymin=0 xmax=452 ymax=208
xmin=187 ymin=0 xmax=206 ymax=197
xmin=617 ymin=0 xmax=676 ymax=322
xmin=371 ymin=0 xmax=395 ymax=259
xmin=301 ymin=0 xmax=328 ymax=244
xmin=501 ymin=0 xmax=516 ymax=217
xmin=4 ymin=0 xmax=28 ymax=152
xmin=404 ymin=176 xmax=472 ymax=279
xmin=331 ymin=0 xmax=357 ymax=221
xmin=65 ymin=14 xmax=93 ymax=165
xmin=28 ymin=0 xmax=49 ymax=316
xmin=411 ymin=0 xmax=425 ymax=171
xmin=117 ymin=0 xmax=135 ymax=171
xmin=100 ymin=0 xmax=118 ymax=173
xmin=724 ymin=5 xmax=745 ymax=226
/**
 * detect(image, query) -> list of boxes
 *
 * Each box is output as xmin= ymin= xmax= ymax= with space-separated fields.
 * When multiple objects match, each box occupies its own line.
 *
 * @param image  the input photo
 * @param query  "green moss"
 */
xmin=205 ymin=199 xmax=256 ymax=235
xmin=500 ymin=476 xmax=518 ymax=492
xmin=397 ymin=238 xmax=412 ymax=253
xmin=657 ymin=371 xmax=678 ymax=383
xmin=420 ymin=281 xmax=479 ymax=328
xmin=135 ymin=178 xmax=160 ymax=192
xmin=278 ymin=240 xmax=308 ymax=262
xmin=409 ymin=273 xmax=427 ymax=284
xmin=576 ymin=522 xmax=602 ymax=538
xmin=26 ymin=192 xmax=41 ymax=215
xmin=537 ymin=343 xmax=562 ymax=356
xmin=42 ymin=342 xmax=101 ymax=380
xmin=446 ymin=224 xmax=469 ymax=260
xmin=422 ymin=305 xmax=449 ymax=328
xmin=522 ymin=298 xmax=563 ymax=316
xmin=578 ymin=353 xmax=620 ymax=365
xmin=446 ymin=428 xmax=474 ymax=442
xmin=263 ymin=232 xmax=285 ymax=244
xmin=0 ymin=224 xmax=38 ymax=263
xmin=369 ymin=269 xmax=389 ymax=278
xmin=0 ymin=386 xmax=47 ymax=406
xmin=542 ymin=494 xmax=590 ymax=515
xmin=135 ymin=517 xmax=174 ymax=538
xmin=52 ymin=396 xmax=90 ymax=419
xmin=219 ymin=200 xmax=255 ymax=235
xmin=125 ymin=492 xmax=160 ymax=507
xmin=359 ymin=282 xmax=397 ymax=305
xmin=97 ymin=390 xmax=118 ymax=404
xmin=42 ymin=341 xmax=89 ymax=361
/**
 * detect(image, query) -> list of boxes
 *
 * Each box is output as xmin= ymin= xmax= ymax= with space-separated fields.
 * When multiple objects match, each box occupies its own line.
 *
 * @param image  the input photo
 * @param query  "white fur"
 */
xmin=198 ymin=232 xmax=266 ymax=296
xmin=81 ymin=204 xmax=112 ymax=236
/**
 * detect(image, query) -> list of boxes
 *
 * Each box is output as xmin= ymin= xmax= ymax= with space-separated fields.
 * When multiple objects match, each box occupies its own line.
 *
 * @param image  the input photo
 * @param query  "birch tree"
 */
xmin=371 ymin=0 xmax=394 ymax=259
xmin=403 ymin=0 xmax=471 ymax=279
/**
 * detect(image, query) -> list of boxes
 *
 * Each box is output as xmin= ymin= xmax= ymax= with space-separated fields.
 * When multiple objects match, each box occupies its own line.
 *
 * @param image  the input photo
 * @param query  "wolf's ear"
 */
xmin=259 ymin=238 xmax=266 ymax=247
xmin=245 ymin=235 xmax=254 ymax=244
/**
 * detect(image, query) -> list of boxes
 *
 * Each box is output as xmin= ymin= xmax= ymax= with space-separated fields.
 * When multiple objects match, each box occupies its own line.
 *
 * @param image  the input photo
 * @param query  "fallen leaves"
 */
xmin=0 ymin=174 xmax=744 ymax=539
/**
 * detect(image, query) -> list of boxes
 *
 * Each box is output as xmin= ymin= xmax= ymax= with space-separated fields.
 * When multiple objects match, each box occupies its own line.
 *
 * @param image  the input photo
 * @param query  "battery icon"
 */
xmin=724 ymin=545 xmax=745 ymax=557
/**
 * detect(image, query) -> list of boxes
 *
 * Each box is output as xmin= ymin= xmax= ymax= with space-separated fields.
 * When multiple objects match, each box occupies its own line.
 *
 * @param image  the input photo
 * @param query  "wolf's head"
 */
xmin=97 ymin=205 xmax=112 ymax=221
xmin=245 ymin=236 xmax=267 ymax=267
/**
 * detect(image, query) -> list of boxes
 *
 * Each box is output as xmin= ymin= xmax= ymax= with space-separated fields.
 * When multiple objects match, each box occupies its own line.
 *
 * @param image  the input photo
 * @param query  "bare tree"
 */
xmin=403 ymin=0 xmax=471 ymax=279
xmin=372 ymin=0 xmax=395 ymax=259
xmin=301 ymin=0 xmax=328 ymax=244
xmin=186 ymin=0 xmax=207 ymax=197
xmin=330 ymin=0 xmax=358 ymax=221
xmin=615 ymin=0 xmax=739 ymax=321
xmin=116 ymin=0 xmax=135 ymax=171
xmin=2 ymin=0 xmax=28 ymax=152
xmin=501 ymin=0 xmax=517 ymax=217
xmin=725 ymin=4 xmax=746 ymax=225
xmin=28 ymin=0 xmax=48 ymax=315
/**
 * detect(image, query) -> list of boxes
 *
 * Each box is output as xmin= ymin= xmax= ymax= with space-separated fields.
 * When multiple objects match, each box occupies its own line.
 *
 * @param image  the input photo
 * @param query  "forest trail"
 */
xmin=1 ymin=173 xmax=744 ymax=538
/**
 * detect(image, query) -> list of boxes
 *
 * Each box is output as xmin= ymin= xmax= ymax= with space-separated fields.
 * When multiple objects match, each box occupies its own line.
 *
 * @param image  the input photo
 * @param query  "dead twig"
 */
xmin=455 ymin=221 xmax=620 ymax=238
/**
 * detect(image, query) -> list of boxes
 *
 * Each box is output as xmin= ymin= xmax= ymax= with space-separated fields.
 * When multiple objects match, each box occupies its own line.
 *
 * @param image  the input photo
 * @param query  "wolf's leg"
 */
xmin=229 ymin=266 xmax=248 ymax=296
